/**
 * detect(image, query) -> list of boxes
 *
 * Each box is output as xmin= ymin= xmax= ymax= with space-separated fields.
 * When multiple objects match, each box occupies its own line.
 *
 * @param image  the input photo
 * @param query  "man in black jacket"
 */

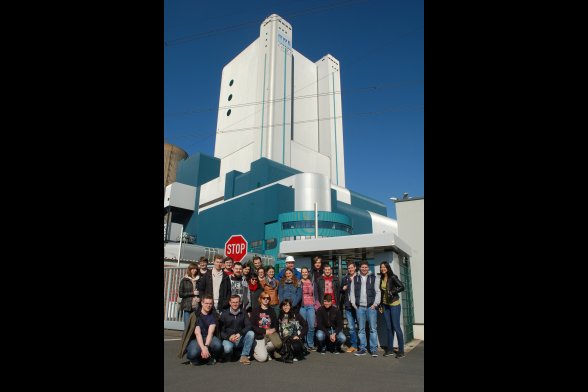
xmin=315 ymin=294 xmax=346 ymax=354
xmin=218 ymin=295 xmax=255 ymax=364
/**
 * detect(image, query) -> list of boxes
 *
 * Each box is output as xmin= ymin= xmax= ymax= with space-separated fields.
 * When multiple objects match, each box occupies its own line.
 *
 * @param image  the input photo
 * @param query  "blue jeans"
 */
xmin=186 ymin=336 xmax=222 ymax=365
xmin=382 ymin=304 xmax=404 ymax=353
xmin=299 ymin=305 xmax=316 ymax=347
xmin=315 ymin=329 xmax=346 ymax=351
xmin=183 ymin=310 xmax=193 ymax=330
xmin=344 ymin=308 xmax=358 ymax=348
xmin=222 ymin=330 xmax=255 ymax=358
xmin=356 ymin=306 xmax=378 ymax=353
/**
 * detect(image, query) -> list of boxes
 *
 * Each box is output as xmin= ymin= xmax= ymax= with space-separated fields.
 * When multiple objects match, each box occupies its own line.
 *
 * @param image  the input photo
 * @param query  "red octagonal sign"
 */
xmin=224 ymin=234 xmax=248 ymax=263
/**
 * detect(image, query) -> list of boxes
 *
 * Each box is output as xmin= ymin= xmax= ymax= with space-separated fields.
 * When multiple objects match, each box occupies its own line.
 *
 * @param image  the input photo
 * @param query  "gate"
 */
xmin=164 ymin=266 xmax=185 ymax=330
xmin=399 ymin=255 xmax=414 ymax=342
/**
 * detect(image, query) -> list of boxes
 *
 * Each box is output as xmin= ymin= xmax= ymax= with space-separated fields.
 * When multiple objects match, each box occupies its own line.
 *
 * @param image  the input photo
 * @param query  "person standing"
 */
xmin=198 ymin=257 xmax=209 ymax=275
xmin=340 ymin=260 xmax=358 ymax=353
xmin=350 ymin=261 xmax=381 ymax=357
xmin=316 ymin=263 xmax=341 ymax=306
xmin=252 ymin=256 xmax=263 ymax=272
xmin=198 ymin=254 xmax=231 ymax=313
xmin=178 ymin=262 xmax=201 ymax=329
xmin=242 ymin=263 xmax=252 ymax=280
xmin=247 ymin=274 xmax=263 ymax=314
xmin=228 ymin=262 xmax=250 ymax=311
xmin=223 ymin=256 xmax=234 ymax=276
xmin=275 ymin=255 xmax=302 ymax=280
xmin=299 ymin=267 xmax=318 ymax=350
xmin=256 ymin=266 xmax=266 ymax=282
xmin=379 ymin=261 xmax=406 ymax=358
xmin=278 ymin=269 xmax=302 ymax=310
xmin=309 ymin=256 xmax=323 ymax=284
xmin=261 ymin=266 xmax=280 ymax=315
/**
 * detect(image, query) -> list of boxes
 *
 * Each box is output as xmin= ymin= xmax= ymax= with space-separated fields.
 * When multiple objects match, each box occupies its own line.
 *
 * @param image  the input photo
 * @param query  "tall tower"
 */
xmin=200 ymin=14 xmax=345 ymax=206
xmin=164 ymin=142 xmax=188 ymax=193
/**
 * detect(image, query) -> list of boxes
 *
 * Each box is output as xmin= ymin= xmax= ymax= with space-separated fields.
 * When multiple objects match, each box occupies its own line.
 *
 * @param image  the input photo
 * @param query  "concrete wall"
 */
xmin=395 ymin=198 xmax=424 ymax=340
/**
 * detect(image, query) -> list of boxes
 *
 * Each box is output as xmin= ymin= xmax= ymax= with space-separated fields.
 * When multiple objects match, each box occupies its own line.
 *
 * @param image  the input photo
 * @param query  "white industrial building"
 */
xmin=200 ymin=14 xmax=346 ymax=207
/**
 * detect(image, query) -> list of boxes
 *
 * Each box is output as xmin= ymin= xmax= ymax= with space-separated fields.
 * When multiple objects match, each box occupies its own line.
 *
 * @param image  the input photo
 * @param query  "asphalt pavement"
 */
xmin=164 ymin=329 xmax=423 ymax=392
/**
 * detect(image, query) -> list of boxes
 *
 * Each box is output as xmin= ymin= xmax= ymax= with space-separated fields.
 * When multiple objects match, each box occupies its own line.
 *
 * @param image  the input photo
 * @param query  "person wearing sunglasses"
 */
xmin=249 ymin=294 xmax=282 ymax=362
xmin=247 ymin=274 xmax=263 ymax=314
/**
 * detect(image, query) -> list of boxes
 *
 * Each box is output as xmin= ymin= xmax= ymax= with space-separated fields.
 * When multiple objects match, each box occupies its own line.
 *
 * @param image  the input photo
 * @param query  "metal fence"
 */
xmin=164 ymin=266 xmax=185 ymax=330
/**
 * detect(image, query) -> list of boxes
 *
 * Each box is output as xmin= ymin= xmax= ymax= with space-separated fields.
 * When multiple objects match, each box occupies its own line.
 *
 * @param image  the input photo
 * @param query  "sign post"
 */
xmin=224 ymin=234 xmax=248 ymax=263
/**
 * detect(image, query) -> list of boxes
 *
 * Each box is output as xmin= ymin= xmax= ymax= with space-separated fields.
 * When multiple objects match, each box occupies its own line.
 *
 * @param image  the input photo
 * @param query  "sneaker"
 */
xmin=354 ymin=349 xmax=367 ymax=356
xmin=239 ymin=356 xmax=251 ymax=365
xmin=395 ymin=352 xmax=405 ymax=358
xmin=319 ymin=348 xmax=326 ymax=355
xmin=383 ymin=350 xmax=394 ymax=357
xmin=346 ymin=346 xmax=358 ymax=353
xmin=293 ymin=358 xmax=299 ymax=362
xmin=371 ymin=352 xmax=378 ymax=357
xmin=267 ymin=356 xmax=272 ymax=361
xmin=206 ymin=358 xmax=216 ymax=366
xmin=309 ymin=346 xmax=317 ymax=351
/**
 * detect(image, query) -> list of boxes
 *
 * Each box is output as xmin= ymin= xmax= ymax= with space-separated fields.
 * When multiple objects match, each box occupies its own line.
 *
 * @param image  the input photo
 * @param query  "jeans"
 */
xmin=222 ymin=330 xmax=255 ymax=358
xmin=382 ymin=303 xmax=404 ymax=353
xmin=183 ymin=310 xmax=193 ymax=330
xmin=356 ymin=306 xmax=378 ymax=353
xmin=299 ymin=304 xmax=316 ymax=347
xmin=315 ymin=329 xmax=346 ymax=351
xmin=344 ymin=308 xmax=358 ymax=348
xmin=186 ymin=336 xmax=222 ymax=365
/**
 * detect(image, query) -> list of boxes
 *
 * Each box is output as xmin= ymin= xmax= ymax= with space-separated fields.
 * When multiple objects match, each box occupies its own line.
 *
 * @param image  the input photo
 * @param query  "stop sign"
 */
xmin=224 ymin=234 xmax=248 ymax=262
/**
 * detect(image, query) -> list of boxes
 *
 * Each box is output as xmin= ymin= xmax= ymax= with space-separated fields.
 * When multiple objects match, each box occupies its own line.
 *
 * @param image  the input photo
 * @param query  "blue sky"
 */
xmin=164 ymin=0 xmax=423 ymax=219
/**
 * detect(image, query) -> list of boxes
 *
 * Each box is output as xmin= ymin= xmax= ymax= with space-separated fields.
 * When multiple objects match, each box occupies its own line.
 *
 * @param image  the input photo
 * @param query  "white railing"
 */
xmin=164 ymin=267 xmax=185 ymax=330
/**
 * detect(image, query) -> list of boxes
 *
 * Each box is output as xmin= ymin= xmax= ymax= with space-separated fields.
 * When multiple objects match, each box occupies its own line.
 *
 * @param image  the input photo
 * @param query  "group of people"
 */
xmin=177 ymin=254 xmax=406 ymax=366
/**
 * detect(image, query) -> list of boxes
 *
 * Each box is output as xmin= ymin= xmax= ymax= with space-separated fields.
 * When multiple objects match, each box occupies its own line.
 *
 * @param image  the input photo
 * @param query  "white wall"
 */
xmin=316 ymin=54 xmax=345 ymax=187
xmin=368 ymin=211 xmax=398 ymax=235
xmin=201 ymin=14 xmax=347 ymax=206
xmin=164 ymin=182 xmax=196 ymax=210
xmin=395 ymin=198 xmax=424 ymax=340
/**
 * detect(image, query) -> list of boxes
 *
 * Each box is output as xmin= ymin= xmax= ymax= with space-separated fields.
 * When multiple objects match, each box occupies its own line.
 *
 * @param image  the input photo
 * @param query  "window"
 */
xmin=265 ymin=238 xmax=277 ymax=250
xmin=227 ymin=109 xmax=232 ymax=116
xmin=281 ymin=220 xmax=352 ymax=233
xmin=229 ymin=79 xmax=234 ymax=86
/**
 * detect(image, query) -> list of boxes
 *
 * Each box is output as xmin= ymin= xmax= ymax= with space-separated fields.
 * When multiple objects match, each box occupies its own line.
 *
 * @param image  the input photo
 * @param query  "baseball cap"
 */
xmin=285 ymin=256 xmax=295 ymax=263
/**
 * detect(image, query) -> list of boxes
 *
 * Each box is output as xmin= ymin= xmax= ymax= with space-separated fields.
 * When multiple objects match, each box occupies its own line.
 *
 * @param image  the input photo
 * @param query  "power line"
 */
xmin=166 ymin=103 xmax=423 ymax=150
xmin=166 ymin=80 xmax=423 ymax=117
